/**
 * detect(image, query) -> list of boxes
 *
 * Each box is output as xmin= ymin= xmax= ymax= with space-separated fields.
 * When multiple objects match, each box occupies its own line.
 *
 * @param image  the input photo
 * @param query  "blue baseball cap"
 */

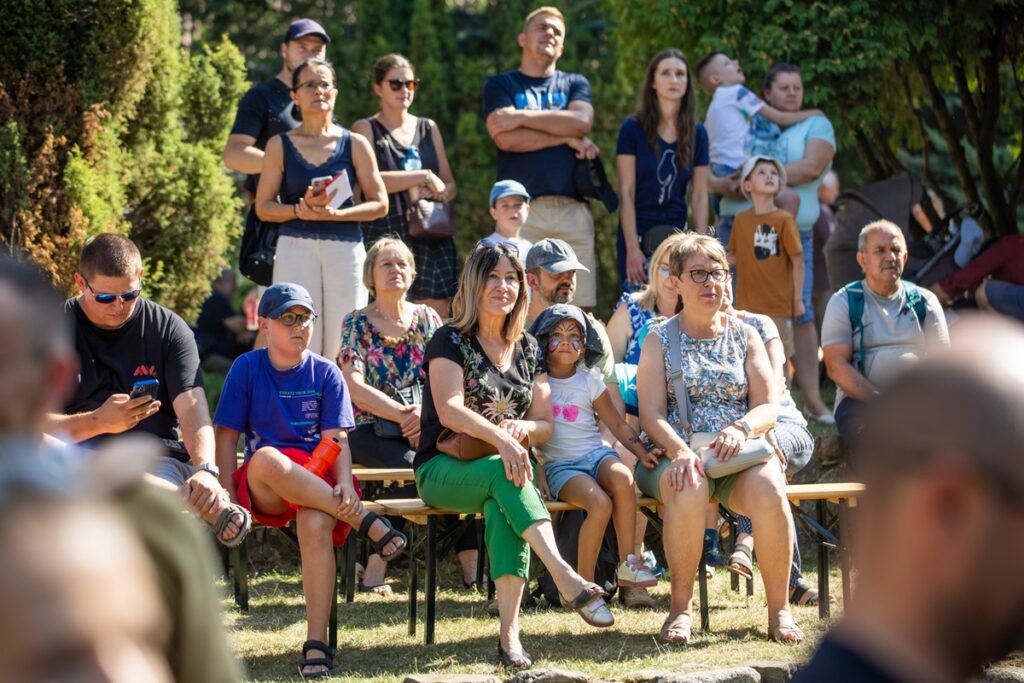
xmin=258 ymin=283 xmax=315 ymax=319
xmin=489 ymin=179 xmax=531 ymax=208
xmin=284 ymin=18 xmax=330 ymax=44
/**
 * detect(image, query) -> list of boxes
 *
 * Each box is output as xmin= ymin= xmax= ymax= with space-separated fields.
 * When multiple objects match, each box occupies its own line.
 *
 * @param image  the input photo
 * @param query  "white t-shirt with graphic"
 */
xmin=537 ymin=366 xmax=608 ymax=462
xmin=706 ymin=84 xmax=765 ymax=170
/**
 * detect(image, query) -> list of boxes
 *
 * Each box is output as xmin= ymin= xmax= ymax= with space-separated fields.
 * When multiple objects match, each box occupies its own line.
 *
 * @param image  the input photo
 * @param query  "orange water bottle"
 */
xmin=286 ymin=435 xmax=342 ymax=510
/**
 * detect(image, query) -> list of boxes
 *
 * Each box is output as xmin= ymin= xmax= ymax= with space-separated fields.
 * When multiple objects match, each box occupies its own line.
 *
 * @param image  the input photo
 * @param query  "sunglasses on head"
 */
xmin=387 ymin=78 xmax=420 ymax=92
xmin=83 ymin=277 xmax=142 ymax=305
xmin=475 ymin=238 xmax=518 ymax=257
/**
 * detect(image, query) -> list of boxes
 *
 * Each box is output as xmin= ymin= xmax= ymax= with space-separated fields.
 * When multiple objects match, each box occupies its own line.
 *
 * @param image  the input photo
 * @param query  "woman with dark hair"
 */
xmin=256 ymin=58 xmax=388 ymax=364
xmin=415 ymin=241 xmax=615 ymax=669
xmin=353 ymin=54 xmax=458 ymax=317
xmin=616 ymin=48 xmax=709 ymax=290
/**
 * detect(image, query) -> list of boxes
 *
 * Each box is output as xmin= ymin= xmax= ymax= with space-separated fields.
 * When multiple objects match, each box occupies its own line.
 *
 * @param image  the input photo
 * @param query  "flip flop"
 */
xmin=212 ymin=503 xmax=251 ymax=549
xmin=660 ymin=611 xmax=692 ymax=644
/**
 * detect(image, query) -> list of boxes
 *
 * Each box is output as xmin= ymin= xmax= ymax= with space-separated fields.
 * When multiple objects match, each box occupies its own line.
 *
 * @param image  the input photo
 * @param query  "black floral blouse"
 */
xmin=414 ymin=325 xmax=541 ymax=470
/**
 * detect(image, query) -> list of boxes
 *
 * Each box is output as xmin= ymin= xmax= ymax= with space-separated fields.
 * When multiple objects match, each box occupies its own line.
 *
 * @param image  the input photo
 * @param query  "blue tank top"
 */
xmin=278 ymin=129 xmax=361 ymax=242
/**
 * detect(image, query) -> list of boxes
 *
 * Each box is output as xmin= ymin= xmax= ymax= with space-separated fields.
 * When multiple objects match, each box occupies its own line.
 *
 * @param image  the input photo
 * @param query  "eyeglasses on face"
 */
xmin=295 ymin=80 xmax=335 ymax=92
xmin=276 ymin=312 xmax=317 ymax=328
xmin=475 ymin=238 xmax=519 ymax=257
xmin=387 ymin=78 xmax=420 ymax=92
xmin=83 ymin=278 xmax=142 ymax=305
xmin=687 ymin=268 xmax=731 ymax=284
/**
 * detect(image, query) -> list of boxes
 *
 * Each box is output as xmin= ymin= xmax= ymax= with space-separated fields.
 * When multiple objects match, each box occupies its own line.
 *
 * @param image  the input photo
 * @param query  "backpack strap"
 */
xmin=841 ymin=280 xmax=867 ymax=373
xmin=902 ymin=280 xmax=928 ymax=328
xmin=663 ymin=315 xmax=692 ymax=434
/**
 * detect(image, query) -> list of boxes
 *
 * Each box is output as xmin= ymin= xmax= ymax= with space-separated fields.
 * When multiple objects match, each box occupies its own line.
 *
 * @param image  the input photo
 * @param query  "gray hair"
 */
xmin=858 ymin=220 xmax=906 ymax=253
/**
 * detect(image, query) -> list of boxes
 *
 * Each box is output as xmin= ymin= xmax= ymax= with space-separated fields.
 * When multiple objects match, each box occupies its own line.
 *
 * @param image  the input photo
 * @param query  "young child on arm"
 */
xmin=212 ymin=283 xmax=406 ymax=679
xmin=728 ymin=156 xmax=804 ymax=369
xmin=695 ymin=52 xmax=819 ymax=214
xmin=528 ymin=304 xmax=661 ymax=606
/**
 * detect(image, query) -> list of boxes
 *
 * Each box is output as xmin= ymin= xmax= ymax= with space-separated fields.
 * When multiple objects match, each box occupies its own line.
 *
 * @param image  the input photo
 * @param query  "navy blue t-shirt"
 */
xmin=277 ymin=129 xmax=361 ymax=242
xmin=791 ymin=633 xmax=906 ymax=683
xmin=214 ymin=348 xmax=354 ymax=460
xmin=615 ymin=117 xmax=709 ymax=232
xmin=229 ymin=79 xmax=300 ymax=195
xmin=482 ymin=70 xmax=592 ymax=200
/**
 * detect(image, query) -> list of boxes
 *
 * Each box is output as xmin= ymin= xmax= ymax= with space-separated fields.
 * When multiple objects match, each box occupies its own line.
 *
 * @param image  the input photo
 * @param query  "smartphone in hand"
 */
xmin=310 ymin=175 xmax=333 ymax=196
xmin=129 ymin=379 xmax=160 ymax=402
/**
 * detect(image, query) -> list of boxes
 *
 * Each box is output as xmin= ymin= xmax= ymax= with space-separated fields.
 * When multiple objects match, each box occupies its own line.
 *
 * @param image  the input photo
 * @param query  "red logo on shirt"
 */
xmin=133 ymin=365 xmax=157 ymax=377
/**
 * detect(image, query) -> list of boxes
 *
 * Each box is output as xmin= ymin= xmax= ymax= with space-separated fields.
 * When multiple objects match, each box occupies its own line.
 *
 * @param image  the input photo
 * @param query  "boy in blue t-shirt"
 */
xmin=213 ymin=282 xmax=405 ymax=678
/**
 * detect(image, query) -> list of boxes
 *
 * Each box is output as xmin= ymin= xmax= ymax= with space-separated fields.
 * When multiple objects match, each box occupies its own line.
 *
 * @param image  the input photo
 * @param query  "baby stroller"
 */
xmin=823 ymin=171 xmax=981 ymax=289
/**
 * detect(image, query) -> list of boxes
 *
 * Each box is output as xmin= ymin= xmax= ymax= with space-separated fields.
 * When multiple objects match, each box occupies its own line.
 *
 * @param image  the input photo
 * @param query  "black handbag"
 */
xmin=238 ymin=205 xmax=279 ymax=286
xmin=372 ymin=383 xmax=423 ymax=439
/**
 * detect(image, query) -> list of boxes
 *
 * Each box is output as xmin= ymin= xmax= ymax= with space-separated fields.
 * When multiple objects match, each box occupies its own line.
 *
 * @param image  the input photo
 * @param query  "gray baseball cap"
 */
xmin=525 ymin=238 xmax=590 ymax=274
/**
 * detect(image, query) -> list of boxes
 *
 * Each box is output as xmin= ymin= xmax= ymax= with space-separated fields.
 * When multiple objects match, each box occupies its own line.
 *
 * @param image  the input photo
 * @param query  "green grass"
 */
xmin=224 ymin=559 xmax=841 ymax=682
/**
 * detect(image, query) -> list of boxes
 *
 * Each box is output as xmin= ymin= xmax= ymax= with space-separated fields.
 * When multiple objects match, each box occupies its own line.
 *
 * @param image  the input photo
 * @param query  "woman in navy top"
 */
xmin=256 ymin=58 xmax=388 ymax=363
xmin=616 ymin=48 xmax=709 ymax=290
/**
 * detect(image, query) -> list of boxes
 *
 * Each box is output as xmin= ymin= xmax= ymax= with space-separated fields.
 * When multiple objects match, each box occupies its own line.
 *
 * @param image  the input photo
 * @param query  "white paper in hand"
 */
xmin=325 ymin=171 xmax=353 ymax=209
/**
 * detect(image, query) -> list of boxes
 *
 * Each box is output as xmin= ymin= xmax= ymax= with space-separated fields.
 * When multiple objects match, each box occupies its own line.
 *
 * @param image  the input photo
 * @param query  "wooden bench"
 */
xmin=377 ymin=482 xmax=864 ymax=644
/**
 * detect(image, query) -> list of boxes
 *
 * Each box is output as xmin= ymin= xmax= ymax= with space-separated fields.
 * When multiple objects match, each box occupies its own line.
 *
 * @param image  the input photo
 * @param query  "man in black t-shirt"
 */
xmin=482 ymin=7 xmax=600 ymax=308
xmin=45 ymin=234 xmax=249 ymax=548
xmin=222 ymin=17 xmax=330 ymax=197
xmin=195 ymin=268 xmax=255 ymax=373
xmin=793 ymin=317 xmax=1024 ymax=683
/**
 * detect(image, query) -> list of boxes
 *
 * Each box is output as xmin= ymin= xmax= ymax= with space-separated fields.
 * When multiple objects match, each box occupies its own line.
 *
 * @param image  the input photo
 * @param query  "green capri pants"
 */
xmin=634 ymin=455 xmax=741 ymax=508
xmin=415 ymin=453 xmax=550 ymax=580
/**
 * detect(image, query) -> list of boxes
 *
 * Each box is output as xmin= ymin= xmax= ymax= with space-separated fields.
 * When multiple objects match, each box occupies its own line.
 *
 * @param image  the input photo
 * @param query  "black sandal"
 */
xmin=299 ymin=639 xmax=335 ymax=679
xmin=357 ymin=512 xmax=407 ymax=561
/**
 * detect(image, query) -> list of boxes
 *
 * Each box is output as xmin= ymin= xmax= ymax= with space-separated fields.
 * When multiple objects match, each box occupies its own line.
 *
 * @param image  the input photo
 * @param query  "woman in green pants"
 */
xmin=414 ymin=240 xmax=615 ymax=669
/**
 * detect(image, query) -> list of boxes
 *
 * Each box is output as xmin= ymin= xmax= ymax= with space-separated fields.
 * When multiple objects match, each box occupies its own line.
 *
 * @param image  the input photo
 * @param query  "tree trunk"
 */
xmin=854 ymin=130 xmax=885 ymax=181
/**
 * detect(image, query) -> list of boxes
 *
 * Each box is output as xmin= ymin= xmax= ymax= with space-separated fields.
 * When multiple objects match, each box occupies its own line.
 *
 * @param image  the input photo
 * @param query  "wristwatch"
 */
xmin=193 ymin=462 xmax=220 ymax=478
xmin=734 ymin=419 xmax=754 ymax=438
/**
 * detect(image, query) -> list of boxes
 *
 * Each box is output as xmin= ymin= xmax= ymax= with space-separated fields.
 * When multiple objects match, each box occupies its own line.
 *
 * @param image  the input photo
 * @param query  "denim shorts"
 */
xmin=542 ymin=445 xmax=621 ymax=499
xmin=984 ymin=280 xmax=1024 ymax=322
xmin=710 ymin=163 xmax=739 ymax=217
xmin=795 ymin=229 xmax=815 ymax=325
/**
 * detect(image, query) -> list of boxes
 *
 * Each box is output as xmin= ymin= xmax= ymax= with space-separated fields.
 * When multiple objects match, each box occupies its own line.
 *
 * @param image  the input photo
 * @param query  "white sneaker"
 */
xmin=808 ymin=411 xmax=836 ymax=425
xmin=616 ymin=554 xmax=658 ymax=588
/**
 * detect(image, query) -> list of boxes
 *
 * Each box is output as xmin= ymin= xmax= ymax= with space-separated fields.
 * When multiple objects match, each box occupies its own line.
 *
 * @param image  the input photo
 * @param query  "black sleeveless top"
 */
xmin=368 ymin=117 xmax=441 ymax=221
xmin=278 ymin=128 xmax=361 ymax=242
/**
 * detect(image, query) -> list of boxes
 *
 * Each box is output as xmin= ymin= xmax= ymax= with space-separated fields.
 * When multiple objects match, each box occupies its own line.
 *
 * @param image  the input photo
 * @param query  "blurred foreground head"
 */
xmin=852 ymin=314 xmax=1024 ymax=679
xmin=0 ymin=468 xmax=171 ymax=683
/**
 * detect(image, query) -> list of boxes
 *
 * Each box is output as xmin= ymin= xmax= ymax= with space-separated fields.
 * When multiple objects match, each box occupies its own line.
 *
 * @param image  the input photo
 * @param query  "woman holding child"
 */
xmin=339 ymin=237 xmax=479 ymax=594
xmin=415 ymin=242 xmax=614 ymax=669
xmin=353 ymin=53 xmax=459 ymax=317
xmin=616 ymin=48 xmax=709 ymax=290
xmin=256 ymin=58 xmax=388 ymax=364
xmin=636 ymin=233 xmax=803 ymax=644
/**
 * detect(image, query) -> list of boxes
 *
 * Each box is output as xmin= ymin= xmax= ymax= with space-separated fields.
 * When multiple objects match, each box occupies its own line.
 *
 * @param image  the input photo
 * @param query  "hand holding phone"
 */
xmin=310 ymin=175 xmax=333 ymax=197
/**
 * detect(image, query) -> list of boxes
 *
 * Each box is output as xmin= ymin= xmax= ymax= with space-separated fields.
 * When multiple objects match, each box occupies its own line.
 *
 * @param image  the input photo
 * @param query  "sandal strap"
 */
xmin=213 ymin=504 xmax=251 ymax=548
xmin=302 ymin=639 xmax=335 ymax=660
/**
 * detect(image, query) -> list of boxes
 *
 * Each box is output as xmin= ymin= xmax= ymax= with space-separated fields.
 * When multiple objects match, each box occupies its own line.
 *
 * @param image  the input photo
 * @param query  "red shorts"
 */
xmin=233 ymin=446 xmax=361 ymax=547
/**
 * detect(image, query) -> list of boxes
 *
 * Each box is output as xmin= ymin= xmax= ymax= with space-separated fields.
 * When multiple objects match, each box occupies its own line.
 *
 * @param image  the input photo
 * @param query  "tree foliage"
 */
xmin=0 ymin=0 xmax=246 ymax=319
xmin=607 ymin=0 xmax=1024 ymax=236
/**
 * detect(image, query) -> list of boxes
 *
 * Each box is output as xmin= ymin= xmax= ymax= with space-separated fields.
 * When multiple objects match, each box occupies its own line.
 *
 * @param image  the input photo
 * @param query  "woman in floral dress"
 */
xmin=414 ymin=242 xmax=615 ymax=669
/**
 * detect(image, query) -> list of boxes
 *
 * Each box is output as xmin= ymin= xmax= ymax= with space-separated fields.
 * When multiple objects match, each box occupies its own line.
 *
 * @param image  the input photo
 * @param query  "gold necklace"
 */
xmin=374 ymin=303 xmax=408 ymax=326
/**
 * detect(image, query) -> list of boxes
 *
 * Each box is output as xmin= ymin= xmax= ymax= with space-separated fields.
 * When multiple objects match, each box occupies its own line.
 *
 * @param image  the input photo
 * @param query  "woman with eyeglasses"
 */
xmin=616 ymin=48 xmax=709 ymax=292
xmin=353 ymin=54 xmax=458 ymax=317
xmin=256 ymin=57 xmax=388 ymax=365
xmin=635 ymin=233 xmax=802 ymax=645
xmin=414 ymin=242 xmax=615 ymax=669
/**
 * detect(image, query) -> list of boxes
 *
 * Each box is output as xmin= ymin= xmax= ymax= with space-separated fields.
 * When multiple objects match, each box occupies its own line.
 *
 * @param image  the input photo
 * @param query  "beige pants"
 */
xmin=520 ymin=196 xmax=597 ymax=307
xmin=273 ymin=235 xmax=368 ymax=362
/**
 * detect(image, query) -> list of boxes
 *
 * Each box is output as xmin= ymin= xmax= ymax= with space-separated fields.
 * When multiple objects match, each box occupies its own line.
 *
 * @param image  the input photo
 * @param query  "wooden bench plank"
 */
xmin=353 ymin=468 xmax=415 ymax=482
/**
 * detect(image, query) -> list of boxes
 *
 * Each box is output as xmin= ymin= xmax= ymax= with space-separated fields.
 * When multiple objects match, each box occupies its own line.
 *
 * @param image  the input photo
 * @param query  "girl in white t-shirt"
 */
xmin=530 ymin=304 xmax=660 ymax=595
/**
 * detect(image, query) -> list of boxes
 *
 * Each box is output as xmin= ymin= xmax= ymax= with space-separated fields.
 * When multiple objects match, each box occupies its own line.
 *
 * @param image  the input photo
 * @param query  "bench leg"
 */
xmin=839 ymin=500 xmax=852 ymax=606
xmin=344 ymin=531 xmax=357 ymax=603
xmin=234 ymin=538 xmax=249 ymax=611
xmin=407 ymin=524 xmax=418 ymax=637
xmin=425 ymin=515 xmax=438 ymax=645
xmin=729 ymin=519 xmax=739 ymax=593
xmin=817 ymin=500 xmax=830 ymax=619
xmin=329 ymin=547 xmax=339 ymax=650
xmin=698 ymin=555 xmax=710 ymax=631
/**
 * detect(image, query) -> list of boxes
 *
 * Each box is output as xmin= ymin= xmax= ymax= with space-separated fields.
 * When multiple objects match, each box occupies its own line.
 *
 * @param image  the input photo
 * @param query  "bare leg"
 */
xmin=660 ymin=472 xmax=708 ymax=615
xmin=295 ymin=507 xmax=336 ymax=676
xmin=793 ymin=321 xmax=829 ymax=416
xmin=520 ymin=520 xmax=594 ymax=600
xmin=495 ymin=575 xmax=527 ymax=654
xmin=727 ymin=460 xmax=795 ymax=626
xmin=457 ymin=549 xmax=479 ymax=585
xmin=596 ymin=458 xmax=638 ymax=563
xmin=556 ymin=475 xmax=612 ymax=581
xmin=976 ymin=281 xmax=993 ymax=311
xmin=615 ymin=438 xmax=649 ymax=556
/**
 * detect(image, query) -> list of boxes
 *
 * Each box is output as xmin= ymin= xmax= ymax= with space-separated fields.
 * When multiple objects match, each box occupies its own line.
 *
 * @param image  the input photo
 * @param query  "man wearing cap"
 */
xmin=223 ymin=18 xmax=329 ymax=199
xmin=526 ymin=239 xmax=620 ymax=407
xmin=45 ymin=233 xmax=250 ymax=548
xmin=213 ymin=281 xmax=405 ymax=678
xmin=483 ymin=6 xmax=601 ymax=308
